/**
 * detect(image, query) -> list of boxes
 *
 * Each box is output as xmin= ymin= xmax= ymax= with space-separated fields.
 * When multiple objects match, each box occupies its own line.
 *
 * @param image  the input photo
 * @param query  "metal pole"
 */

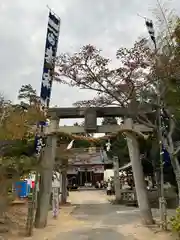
xmin=140 ymin=13 xmax=167 ymax=230
xmin=157 ymin=83 xmax=167 ymax=230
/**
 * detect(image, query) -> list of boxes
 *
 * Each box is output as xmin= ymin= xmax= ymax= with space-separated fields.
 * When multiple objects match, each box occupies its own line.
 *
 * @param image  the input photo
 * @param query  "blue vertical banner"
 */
xmin=40 ymin=11 xmax=60 ymax=109
xmin=35 ymin=11 xmax=60 ymax=155
xmin=34 ymin=124 xmax=46 ymax=155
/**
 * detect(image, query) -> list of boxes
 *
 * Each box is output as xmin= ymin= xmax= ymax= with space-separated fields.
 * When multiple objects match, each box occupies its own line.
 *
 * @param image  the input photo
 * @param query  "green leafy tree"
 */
xmin=18 ymin=84 xmax=39 ymax=106
xmin=100 ymin=117 xmax=128 ymax=166
xmin=0 ymin=140 xmax=36 ymax=221
xmin=106 ymin=134 xmax=129 ymax=167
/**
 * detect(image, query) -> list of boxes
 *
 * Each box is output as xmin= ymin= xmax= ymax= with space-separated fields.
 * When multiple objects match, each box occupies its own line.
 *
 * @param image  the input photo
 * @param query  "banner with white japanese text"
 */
xmin=40 ymin=11 xmax=60 ymax=109
xmin=35 ymin=11 xmax=60 ymax=155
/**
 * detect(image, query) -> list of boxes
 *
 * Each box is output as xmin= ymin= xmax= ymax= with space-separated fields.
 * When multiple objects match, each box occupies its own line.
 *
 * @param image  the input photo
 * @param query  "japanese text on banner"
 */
xmin=40 ymin=12 xmax=60 ymax=108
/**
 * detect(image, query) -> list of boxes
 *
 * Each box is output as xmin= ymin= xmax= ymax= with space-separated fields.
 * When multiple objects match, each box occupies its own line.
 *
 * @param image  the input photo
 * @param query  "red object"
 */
xmin=31 ymin=181 xmax=35 ymax=189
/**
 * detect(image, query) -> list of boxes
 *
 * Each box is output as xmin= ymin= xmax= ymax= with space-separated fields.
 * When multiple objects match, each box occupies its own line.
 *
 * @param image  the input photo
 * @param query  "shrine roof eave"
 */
xmin=119 ymin=162 xmax=132 ymax=171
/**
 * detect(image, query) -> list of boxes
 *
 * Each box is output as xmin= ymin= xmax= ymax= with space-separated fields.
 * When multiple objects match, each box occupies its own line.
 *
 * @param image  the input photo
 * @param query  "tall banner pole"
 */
xmin=144 ymin=17 xmax=167 ymax=230
xmin=26 ymin=9 xmax=60 ymax=236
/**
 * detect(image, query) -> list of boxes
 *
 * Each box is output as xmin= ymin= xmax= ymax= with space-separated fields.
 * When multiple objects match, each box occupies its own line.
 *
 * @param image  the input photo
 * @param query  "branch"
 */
xmin=168 ymin=116 xmax=175 ymax=139
xmin=84 ymin=63 xmax=126 ymax=107
xmin=174 ymin=145 xmax=180 ymax=155
xmin=136 ymin=114 xmax=156 ymax=129
xmin=57 ymin=71 xmax=110 ymax=94
xmin=116 ymin=128 xmax=149 ymax=139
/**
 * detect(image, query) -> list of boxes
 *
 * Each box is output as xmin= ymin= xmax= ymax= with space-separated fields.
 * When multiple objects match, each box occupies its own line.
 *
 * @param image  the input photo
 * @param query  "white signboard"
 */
xmin=67 ymin=165 xmax=104 ymax=173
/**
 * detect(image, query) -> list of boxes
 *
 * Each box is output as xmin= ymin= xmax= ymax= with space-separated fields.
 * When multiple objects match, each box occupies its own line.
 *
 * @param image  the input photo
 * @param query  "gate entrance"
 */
xmin=78 ymin=171 xmax=93 ymax=186
xmin=47 ymin=106 xmax=153 ymax=190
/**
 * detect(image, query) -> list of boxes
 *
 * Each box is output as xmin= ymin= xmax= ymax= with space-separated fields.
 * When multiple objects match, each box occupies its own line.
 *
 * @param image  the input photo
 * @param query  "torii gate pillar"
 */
xmin=35 ymin=117 xmax=59 ymax=228
xmin=125 ymin=118 xmax=154 ymax=225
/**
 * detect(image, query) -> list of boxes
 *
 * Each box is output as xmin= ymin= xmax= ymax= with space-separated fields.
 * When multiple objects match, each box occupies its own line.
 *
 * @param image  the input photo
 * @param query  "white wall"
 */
xmin=104 ymin=169 xmax=114 ymax=181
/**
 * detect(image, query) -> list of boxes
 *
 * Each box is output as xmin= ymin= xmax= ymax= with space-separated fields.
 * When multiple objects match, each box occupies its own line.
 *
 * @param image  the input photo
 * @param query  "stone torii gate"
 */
xmin=36 ymin=106 xmax=154 ymax=227
xmin=52 ymin=107 xmax=152 ymax=197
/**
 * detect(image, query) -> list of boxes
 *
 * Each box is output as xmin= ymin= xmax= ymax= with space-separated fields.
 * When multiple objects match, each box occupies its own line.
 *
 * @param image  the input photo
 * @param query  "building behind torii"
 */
xmin=67 ymin=148 xmax=112 ymax=185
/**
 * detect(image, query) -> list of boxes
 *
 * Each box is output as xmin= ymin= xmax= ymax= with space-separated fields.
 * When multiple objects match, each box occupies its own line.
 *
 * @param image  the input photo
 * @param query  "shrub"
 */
xmin=170 ymin=207 xmax=180 ymax=237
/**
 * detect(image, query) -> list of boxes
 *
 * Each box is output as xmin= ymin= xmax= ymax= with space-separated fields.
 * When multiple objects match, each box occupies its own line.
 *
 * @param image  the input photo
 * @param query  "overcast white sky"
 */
xmin=0 ymin=0 xmax=179 ymax=126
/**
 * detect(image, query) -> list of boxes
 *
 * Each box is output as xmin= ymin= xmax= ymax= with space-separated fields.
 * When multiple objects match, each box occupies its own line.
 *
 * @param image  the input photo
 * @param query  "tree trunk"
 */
xmin=0 ymin=178 xmax=13 ymax=233
xmin=150 ymin=140 xmax=161 ymax=191
xmin=171 ymin=156 xmax=180 ymax=205
xmin=113 ymin=156 xmax=121 ymax=202
xmin=126 ymin=130 xmax=154 ymax=225
xmin=35 ymin=134 xmax=57 ymax=228
xmin=167 ymin=132 xmax=180 ymax=205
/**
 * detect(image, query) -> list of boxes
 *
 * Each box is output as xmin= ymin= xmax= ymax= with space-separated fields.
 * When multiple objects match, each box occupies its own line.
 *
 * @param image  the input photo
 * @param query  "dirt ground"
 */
xmin=0 ymin=201 xmax=78 ymax=240
xmin=0 ymin=195 xmax=177 ymax=240
xmin=0 ymin=201 xmax=28 ymax=239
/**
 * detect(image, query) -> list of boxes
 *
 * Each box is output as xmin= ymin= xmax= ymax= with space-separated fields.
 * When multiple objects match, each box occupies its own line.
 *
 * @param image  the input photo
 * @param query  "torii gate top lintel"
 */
xmin=48 ymin=105 xmax=153 ymax=119
xmin=46 ymin=106 xmax=153 ymax=136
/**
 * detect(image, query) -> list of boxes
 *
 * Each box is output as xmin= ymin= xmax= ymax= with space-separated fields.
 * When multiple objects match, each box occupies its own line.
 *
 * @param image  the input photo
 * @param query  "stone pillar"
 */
xmin=113 ymin=156 xmax=121 ymax=202
xmin=35 ymin=117 xmax=59 ymax=228
xmin=124 ymin=118 xmax=154 ymax=225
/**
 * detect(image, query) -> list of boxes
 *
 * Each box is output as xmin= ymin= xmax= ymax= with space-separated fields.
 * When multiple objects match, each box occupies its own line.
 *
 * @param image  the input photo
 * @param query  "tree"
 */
xmin=56 ymin=42 xmax=153 ymax=111
xmin=145 ymin=13 xmax=180 ymax=203
xmin=0 ymin=90 xmax=43 ymax=141
xmin=18 ymin=84 xmax=40 ymax=106
xmin=103 ymin=134 xmax=129 ymax=167
xmin=101 ymin=117 xmax=128 ymax=166
xmin=0 ymin=91 xmax=44 ymax=233
xmin=0 ymin=94 xmax=12 ymax=127
xmin=0 ymin=125 xmax=37 ymax=230
xmin=0 ymin=138 xmax=36 ymax=232
xmin=0 ymin=105 xmax=44 ymax=140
